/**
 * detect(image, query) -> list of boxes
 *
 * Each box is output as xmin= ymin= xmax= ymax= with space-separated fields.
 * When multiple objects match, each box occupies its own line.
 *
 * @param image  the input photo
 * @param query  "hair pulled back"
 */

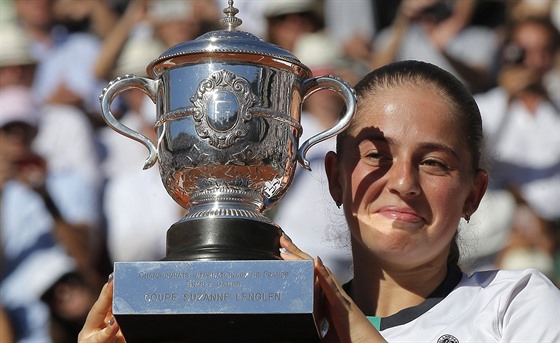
xmin=337 ymin=60 xmax=485 ymax=267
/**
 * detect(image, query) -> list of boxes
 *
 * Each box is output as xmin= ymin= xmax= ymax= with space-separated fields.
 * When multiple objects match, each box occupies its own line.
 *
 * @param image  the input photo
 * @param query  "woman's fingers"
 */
xmin=279 ymin=232 xmax=313 ymax=260
xmin=315 ymin=257 xmax=352 ymax=310
xmin=279 ymin=235 xmax=385 ymax=342
xmin=78 ymin=277 xmax=125 ymax=342
xmin=85 ymin=281 xmax=113 ymax=329
xmin=85 ymin=320 xmax=121 ymax=343
xmin=315 ymin=258 xmax=386 ymax=343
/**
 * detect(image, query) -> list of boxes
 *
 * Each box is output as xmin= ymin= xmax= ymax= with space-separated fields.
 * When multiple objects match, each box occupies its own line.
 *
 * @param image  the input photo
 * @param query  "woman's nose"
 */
xmin=387 ymin=160 xmax=421 ymax=197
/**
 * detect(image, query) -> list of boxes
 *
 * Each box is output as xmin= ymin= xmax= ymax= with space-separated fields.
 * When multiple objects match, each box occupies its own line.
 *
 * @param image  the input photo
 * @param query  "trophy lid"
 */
xmin=147 ymin=0 xmax=309 ymax=77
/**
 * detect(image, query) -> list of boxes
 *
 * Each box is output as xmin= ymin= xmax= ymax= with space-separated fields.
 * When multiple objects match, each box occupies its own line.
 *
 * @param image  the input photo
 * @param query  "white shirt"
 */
xmin=324 ymin=0 xmax=376 ymax=45
xmin=32 ymin=32 xmax=103 ymax=113
xmin=103 ymin=167 xmax=183 ymax=262
xmin=32 ymin=104 xmax=102 ymax=227
xmin=99 ymin=112 xmax=152 ymax=179
xmin=374 ymin=23 xmax=498 ymax=90
xmin=378 ymin=269 xmax=560 ymax=343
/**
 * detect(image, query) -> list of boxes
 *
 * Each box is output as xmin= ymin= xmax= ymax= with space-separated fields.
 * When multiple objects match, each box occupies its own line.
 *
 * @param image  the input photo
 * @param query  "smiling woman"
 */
xmin=280 ymin=60 xmax=560 ymax=342
xmin=331 ymin=60 xmax=487 ymax=271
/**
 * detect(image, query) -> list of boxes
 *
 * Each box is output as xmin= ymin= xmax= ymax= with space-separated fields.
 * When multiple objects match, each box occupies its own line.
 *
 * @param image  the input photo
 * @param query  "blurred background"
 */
xmin=0 ymin=0 xmax=558 ymax=341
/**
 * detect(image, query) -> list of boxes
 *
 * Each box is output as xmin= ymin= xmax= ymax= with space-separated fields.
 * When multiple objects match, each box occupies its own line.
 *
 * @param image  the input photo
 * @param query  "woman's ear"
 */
xmin=463 ymin=169 xmax=489 ymax=216
xmin=325 ymin=151 xmax=343 ymax=206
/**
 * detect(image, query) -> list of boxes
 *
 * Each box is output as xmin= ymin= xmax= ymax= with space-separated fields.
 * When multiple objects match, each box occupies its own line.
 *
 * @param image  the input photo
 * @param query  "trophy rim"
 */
xmin=147 ymin=30 xmax=310 ymax=77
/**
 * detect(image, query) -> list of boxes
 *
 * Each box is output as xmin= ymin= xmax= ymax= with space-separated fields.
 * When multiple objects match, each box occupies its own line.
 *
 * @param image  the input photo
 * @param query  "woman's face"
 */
xmin=326 ymin=84 xmax=487 ymax=269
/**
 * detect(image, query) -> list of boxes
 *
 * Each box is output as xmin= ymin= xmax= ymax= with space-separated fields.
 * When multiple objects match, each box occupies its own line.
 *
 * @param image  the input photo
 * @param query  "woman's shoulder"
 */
xmin=379 ymin=269 xmax=558 ymax=341
xmin=460 ymin=268 xmax=559 ymax=300
xmin=447 ymin=269 xmax=560 ymax=341
xmin=466 ymin=268 xmax=553 ymax=283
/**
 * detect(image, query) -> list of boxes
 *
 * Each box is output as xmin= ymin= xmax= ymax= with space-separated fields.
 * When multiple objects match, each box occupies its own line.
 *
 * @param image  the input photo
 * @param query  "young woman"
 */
xmin=281 ymin=60 xmax=560 ymax=342
xmin=78 ymin=61 xmax=560 ymax=342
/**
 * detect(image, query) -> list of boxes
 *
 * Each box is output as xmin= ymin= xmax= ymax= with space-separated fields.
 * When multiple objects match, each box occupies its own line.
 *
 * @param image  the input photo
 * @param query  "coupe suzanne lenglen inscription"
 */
xmin=139 ymin=269 xmax=290 ymax=303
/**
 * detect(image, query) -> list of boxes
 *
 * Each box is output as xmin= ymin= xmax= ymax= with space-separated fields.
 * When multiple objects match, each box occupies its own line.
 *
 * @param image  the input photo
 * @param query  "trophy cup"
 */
xmin=99 ymin=1 xmax=356 ymax=341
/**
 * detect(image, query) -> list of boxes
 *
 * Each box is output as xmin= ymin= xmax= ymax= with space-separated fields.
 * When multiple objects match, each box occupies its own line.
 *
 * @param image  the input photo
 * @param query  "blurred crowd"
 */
xmin=0 ymin=0 xmax=558 ymax=342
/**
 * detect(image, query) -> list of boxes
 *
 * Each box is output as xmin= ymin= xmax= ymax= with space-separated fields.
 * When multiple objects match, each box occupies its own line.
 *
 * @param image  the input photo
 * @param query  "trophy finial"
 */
xmin=220 ymin=0 xmax=242 ymax=31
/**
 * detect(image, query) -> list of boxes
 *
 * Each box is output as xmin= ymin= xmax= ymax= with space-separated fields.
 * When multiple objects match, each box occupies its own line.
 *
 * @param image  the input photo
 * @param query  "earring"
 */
xmin=335 ymin=199 xmax=342 ymax=209
xmin=464 ymin=213 xmax=471 ymax=224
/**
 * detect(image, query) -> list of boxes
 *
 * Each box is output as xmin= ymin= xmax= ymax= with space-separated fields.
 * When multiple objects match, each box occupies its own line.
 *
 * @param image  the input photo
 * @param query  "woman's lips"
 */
xmin=377 ymin=207 xmax=424 ymax=223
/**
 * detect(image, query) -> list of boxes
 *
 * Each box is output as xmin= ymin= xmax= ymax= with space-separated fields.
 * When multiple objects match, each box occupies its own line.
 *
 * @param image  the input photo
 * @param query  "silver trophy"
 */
xmin=100 ymin=1 xmax=356 ymax=341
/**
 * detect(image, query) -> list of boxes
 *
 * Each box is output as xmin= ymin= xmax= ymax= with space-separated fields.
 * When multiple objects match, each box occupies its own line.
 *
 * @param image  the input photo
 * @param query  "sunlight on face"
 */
xmin=336 ymin=84 xmax=476 ymax=269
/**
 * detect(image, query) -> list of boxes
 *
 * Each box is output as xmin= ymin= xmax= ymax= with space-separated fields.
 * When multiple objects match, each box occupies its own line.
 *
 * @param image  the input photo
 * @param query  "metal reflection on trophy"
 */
xmin=99 ymin=1 xmax=356 ymax=341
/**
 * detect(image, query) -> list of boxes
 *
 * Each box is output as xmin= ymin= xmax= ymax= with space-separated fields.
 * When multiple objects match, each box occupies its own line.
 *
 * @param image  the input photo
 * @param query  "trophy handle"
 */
xmin=100 ymin=74 xmax=159 ymax=169
xmin=298 ymin=75 xmax=357 ymax=171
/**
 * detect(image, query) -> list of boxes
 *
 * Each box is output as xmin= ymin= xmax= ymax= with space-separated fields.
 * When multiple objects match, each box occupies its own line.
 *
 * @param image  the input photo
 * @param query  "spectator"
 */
xmin=12 ymin=0 xmax=105 ymax=217
xmin=148 ymin=0 xmax=213 ymax=49
xmin=0 ymin=23 xmax=36 ymax=88
xmin=324 ymin=0 xmax=377 ymax=71
xmin=371 ymin=0 xmax=498 ymax=94
xmin=93 ymin=0 xmax=154 ymax=83
xmin=2 ymin=17 xmax=105 ymax=279
xmin=0 ymin=86 xmax=94 ymax=343
xmin=475 ymin=16 xmax=560 ymax=281
xmin=25 ymin=0 xmax=108 ymax=114
xmin=263 ymin=0 xmax=323 ymax=52
xmin=11 ymin=0 xmax=57 ymax=62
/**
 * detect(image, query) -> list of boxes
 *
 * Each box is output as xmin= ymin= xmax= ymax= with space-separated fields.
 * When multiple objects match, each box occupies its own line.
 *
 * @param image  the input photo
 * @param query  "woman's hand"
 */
xmin=279 ymin=234 xmax=386 ymax=343
xmin=315 ymin=257 xmax=386 ymax=343
xmin=279 ymin=233 xmax=314 ymax=261
xmin=77 ymin=277 xmax=126 ymax=343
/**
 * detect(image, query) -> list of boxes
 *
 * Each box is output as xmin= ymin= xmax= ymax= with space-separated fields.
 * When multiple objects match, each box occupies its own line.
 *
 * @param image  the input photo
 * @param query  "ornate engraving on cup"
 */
xmin=191 ymin=70 xmax=257 ymax=149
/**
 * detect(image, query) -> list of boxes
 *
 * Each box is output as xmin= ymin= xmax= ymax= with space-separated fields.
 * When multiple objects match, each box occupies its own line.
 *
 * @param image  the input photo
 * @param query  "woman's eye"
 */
xmin=366 ymin=152 xmax=383 ymax=160
xmin=363 ymin=151 xmax=390 ymax=165
xmin=421 ymin=158 xmax=449 ymax=170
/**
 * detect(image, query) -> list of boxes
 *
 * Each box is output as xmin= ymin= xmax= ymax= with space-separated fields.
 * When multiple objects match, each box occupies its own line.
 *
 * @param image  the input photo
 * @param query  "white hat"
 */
xmin=500 ymin=248 xmax=554 ymax=277
xmin=0 ymin=23 xmax=36 ymax=67
xmin=0 ymin=86 xmax=39 ymax=127
xmin=113 ymin=37 xmax=166 ymax=78
xmin=28 ymin=247 xmax=77 ymax=299
xmin=263 ymin=0 xmax=319 ymax=18
xmin=149 ymin=0 xmax=192 ymax=22
xmin=293 ymin=32 xmax=341 ymax=75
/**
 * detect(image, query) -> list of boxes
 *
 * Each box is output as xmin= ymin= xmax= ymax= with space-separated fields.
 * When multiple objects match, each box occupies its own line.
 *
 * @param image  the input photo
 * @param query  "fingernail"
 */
xmin=279 ymin=247 xmax=289 ymax=255
xmin=281 ymin=231 xmax=292 ymax=242
xmin=316 ymin=256 xmax=324 ymax=265
xmin=108 ymin=316 xmax=115 ymax=326
xmin=108 ymin=272 xmax=114 ymax=283
xmin=320 ymin=318 xmax=329 ymax=338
